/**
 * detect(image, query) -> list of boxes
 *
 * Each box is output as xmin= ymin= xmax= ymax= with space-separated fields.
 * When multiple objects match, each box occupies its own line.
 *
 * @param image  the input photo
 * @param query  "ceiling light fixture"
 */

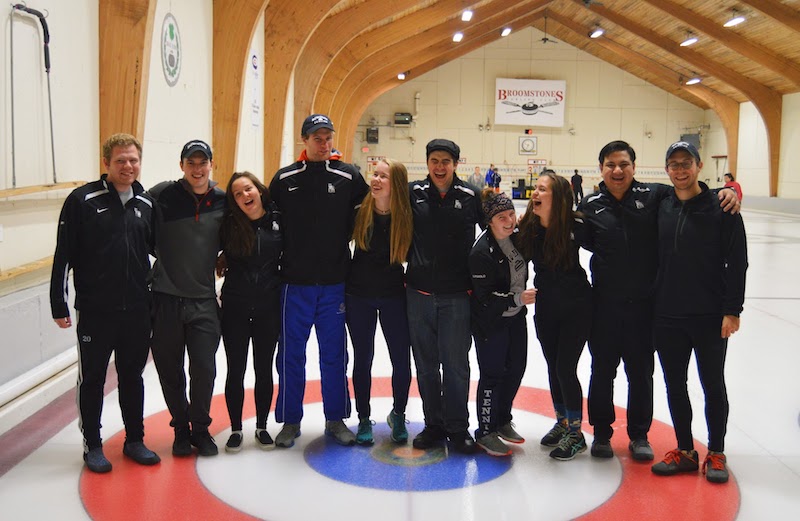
xmin=397 ymin=72 xmax=406 ymax=81
xmin=589 ymin=26 xmax=604 ymax=38
xmin=723 ymin=9 xmax=746 ymax=27
xmin=685 ymin=76 xmax=702 ymax=85
xmin=453 ymin=32 xmax=464 ymax=42
xmin=461 ymin=10 xmax=473 ymax=22
xmin=680 ymin=32 xmax=698 ymax=46
xmin=501 ymin=27 xmax=512 ymax=37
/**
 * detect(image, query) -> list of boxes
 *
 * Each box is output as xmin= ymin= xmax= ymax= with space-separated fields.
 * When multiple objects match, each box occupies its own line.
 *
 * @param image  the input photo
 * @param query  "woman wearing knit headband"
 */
xmin=469 ymin=188 xmax=537 ymax=456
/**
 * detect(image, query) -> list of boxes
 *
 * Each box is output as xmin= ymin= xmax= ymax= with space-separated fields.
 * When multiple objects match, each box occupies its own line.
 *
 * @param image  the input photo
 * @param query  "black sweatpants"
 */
xmin=474 ymin=311 xmax=528 ymax=438
xmin=654 ymin=316 xmax=729 ymax=453
xmin=151 ymin=292 xmax=220 ymax=433
xmin=221 ymin=295 xmax=280 ymax=431
xmin=76 ymin=308 xmax=151 ymax=451
xmin=587 ymin=296 xmax=655 ymax=441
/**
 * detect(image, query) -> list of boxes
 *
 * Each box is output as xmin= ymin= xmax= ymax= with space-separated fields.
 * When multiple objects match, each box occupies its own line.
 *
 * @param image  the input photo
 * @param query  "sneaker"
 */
xmin=255 ymin=429 xmax=275 ymax=451
xmin=190 ymin=430 xmax=219 ymax=457
xmin=275 ymin=423 xmax=301 ymax=448
xmin=225 ymin=432 xmax=243 ymax=453
xmin=412 ymin=425 xmax=447 ymax=449
xmin=476 ymin=432 xmax=512 ymax=457
xmin=540 ymin=421 xmax=568 ymax=447
xmin=651 ymin=449 xmax=699 ymax=476
xmin=172 ymin=427 xmax=192 ymax=457
xmin=591 ymin=438 xmax=614 ymax=459
xmin=356 ymin=418 xmax=374 ymax=446
xmin=387 ymin=411 xmax=408 ymax=444
xmin=448 ymin=431 xmax=478 ymax=454
xmin=325 ymin=420 xmax=356 ymax=446
xmin=83 ymin=447 xmax=112 ymax=473
xmin=549 ymin=431 xmax=587 ymax=461
xmin=629 ymin=438 xmax=654 ymax=461
xmin=703 ymin=451 xmax=730 ymax=484
xmin=497 ymin=422 xmax=525 ymax=444
xmin=123 ymin=441 xmax=161 ymax=465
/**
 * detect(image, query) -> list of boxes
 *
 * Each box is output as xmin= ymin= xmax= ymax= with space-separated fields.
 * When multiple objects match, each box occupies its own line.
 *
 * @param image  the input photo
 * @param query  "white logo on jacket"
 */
xmin=328 ymin=183 xmax=336 ymax=194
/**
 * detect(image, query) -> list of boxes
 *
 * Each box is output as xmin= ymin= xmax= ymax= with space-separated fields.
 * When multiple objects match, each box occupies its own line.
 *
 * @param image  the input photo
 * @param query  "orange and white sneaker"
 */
xmin=651 ymin=449 xmax=699 ymax=476
xmin=703 ymin=451 xmax=730 ymax=483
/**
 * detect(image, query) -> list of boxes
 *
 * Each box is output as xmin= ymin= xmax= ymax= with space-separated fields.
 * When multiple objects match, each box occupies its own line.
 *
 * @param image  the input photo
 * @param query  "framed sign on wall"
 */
xmin=519 ymin=136 xmax=537 ymax=155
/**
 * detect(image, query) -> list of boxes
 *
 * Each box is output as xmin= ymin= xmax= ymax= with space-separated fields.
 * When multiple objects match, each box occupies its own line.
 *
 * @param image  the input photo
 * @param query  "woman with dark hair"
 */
xmin=517 ymin=170 xmax=592 ymax=461
xmin=218 ymin=171 xmax=282 ymax=452
xmin=347 ymin=158 xmax=414 ymax=445
xmin=469 ymin=189 xmax=537 ymax=456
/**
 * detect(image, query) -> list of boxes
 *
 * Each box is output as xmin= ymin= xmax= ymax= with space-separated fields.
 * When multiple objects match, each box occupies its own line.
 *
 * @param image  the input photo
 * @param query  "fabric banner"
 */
xmin=494 ymin=78 xmax=566 ymax=127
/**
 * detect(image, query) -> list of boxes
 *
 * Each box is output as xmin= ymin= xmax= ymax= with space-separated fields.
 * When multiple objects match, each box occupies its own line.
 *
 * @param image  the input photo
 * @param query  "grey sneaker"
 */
xmin=123 ymin=441 xmax=161 ymax=465
xmin=325 ymin=420 xmax=356 ymax=446
xmin=549 ymin=431 xmax=587 ymax=461
xmin=497 ymin=422 xmax=525 ymax=444
xmin=703 ymin=452 xmax=729 ymax=484
xmin=83 ymin=447 xmax=112 ymax=473
xmin=540 ymin=421 xmax=568 ymax=447
xmin=275 ymin=423 xmax=301 ymax=448
xmin=629 ymin=439 xmax=654 ymax=461
xmin=591 ymin=438 xmax=614 ymax=459
xmin=476 ymin=432 xmax=512 ymax=457
xmin=652 ymin=449 xmax=699 ymax=476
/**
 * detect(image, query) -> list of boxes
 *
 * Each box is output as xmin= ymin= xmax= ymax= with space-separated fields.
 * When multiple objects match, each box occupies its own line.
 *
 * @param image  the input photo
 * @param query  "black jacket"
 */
xmin=50 ymin=175 xmax=154 ymax=318
xmin=655 ymin=184 xmax=747 ymax=318
xmin=347 ymin=213 xmax=405 ymax=298
xmin=220 ymin=206 xmax=282 ymax=308
xmin=469 ymin=230 xmax=528 ymax=339
xmin=406 ymin=176 xmax=484 ymax=293
xmin=269 ymin=158 xmax=368 ymax=285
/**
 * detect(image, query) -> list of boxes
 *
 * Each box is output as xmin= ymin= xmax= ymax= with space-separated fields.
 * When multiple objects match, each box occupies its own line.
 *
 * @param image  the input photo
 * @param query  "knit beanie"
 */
xmin=482 ymin=192 xmax=515 ymax=223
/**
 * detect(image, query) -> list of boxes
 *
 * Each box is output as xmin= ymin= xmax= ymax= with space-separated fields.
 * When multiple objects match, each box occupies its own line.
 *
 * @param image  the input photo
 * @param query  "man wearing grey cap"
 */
xmin=406 ymin=138 xmax=484 ymax=453
xmin=148 ymin=139 xmax=226 ymax=457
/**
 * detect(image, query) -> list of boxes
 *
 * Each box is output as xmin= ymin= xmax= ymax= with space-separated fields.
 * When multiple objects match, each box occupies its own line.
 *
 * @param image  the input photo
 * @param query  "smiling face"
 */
xmin=371 ymin=161 xmax=391 ymax=206
xmin=231 ymin=176 xmax=265 ymax=220
xmin=104 ymin=144 xmax=141 ymax=190
xmin=427 ymin=150 xmax=456 ymax=192
xmin=531 ymin=175 xmax=553 ymax=225
xmin=666 ymin=150 xmax=703 ymax=198
xmin=488 ymin=208 xmax=517 ymax=241
xmin=181 ymin=152 xmax=213 ymax=194
xmin=600 ymin=150 xmax=636 ymax=200
xmin=302 ymin=128 xmax=334 ymax=162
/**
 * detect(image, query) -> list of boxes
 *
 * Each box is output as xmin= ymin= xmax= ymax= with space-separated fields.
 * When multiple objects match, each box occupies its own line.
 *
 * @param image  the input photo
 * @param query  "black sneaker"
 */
xmin=591 ymin=438 xmax=614 ymax=459
xmin=255 ymin=429 xmax=275 ymax=451
xmin=629 ymin=438 xmax=654 ymax=461
xmin=540 ymin=421 xmax=568 ymax=447
xmin=549 ymin=431 xmax=587 ymax=461
xmin=83 ymin=447 xmax=112 ymax=473
xmin=225 ymin=432 xmax=243 ymax=453
xmin=191 ymin=430 xmax=219 ymax=457
xmin=172 ymin=427 xmax=192 ymax=457
xmin=448 ymin=431 xmax=477 ymax=454
xmin=123 ymin=442 xmax=161 ymax=465
xmin=412 ymin=425 xmax=447 ymax=449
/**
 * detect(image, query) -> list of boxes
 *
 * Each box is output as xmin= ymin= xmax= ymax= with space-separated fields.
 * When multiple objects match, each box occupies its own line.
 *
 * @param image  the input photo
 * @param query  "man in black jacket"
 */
xmin=50 ymin=133 xmax=160 ymax=473
xmin=406 ymin=138 xmax=483 ymax=453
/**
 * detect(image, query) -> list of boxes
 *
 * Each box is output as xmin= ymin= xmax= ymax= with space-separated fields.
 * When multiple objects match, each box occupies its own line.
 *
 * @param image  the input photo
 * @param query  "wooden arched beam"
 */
xmin=739 ymin=0 xmax=800 ymax=34
xmin=293 ymin=0 xmax=422 ymax=158
xmin=212 ymin=0 xmax=268 ymax=190
xmin=98 ymin=0 xmax=155 ymax=169
xmin=336 ymin=9 xmax=549 ymax=156
xmin=546 ymin=13 xmax=739 ymax=176
xmin=262 ymin=0 xmax=340 ymax=181
xmin=581 ymin=2 xmax=782 ymax=195
xmin=641 ymin=0 xmax=800 ymax=88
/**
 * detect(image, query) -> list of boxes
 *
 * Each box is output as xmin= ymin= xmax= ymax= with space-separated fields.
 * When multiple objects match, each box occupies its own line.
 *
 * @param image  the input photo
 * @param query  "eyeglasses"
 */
xmin=667 ymin=160 xmax=695 ymax=171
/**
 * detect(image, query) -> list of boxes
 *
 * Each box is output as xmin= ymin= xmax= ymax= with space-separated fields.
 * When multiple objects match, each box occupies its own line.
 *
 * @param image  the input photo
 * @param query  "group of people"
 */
xmin=51 ymin=114 xmax=746 ymax=486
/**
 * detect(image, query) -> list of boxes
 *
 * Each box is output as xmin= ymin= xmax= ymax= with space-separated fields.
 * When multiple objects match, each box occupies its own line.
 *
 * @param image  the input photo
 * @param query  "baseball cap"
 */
xmin=665 ymin=141 xmax=700 ymax=164
xmin=426 ymin=139 xmax=460 ymax=162
xmin=181 ymin=140 xmax=212 ymax=161
xmin=302 ymin=114 xmax=335 ymax=136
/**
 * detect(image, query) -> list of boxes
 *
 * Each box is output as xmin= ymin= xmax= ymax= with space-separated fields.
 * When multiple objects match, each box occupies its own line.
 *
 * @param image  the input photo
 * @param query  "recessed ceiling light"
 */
xmin=589 ymin=26 xmax=604 ymax=38
xmin=501 ymin=27 xmax=512 ymax=37
xmin=453 ymin=32 xmax=464 ymax=42
xmin=462 ymin=10 xmax=473 ymax=22
xmin=397 ymin=72 xmax=406 ymax=80
xmin=680 ymin=35 xmax=699 ymax=46
xmin=685 ymin=77 xmax=702 ymax=85
xmin=724 ymin=9 xmax=746 ymax=27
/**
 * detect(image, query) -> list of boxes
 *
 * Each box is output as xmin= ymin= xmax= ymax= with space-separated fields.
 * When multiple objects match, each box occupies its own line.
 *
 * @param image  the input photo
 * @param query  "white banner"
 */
xmin=494 ymin=78 xmax=566 ymax=127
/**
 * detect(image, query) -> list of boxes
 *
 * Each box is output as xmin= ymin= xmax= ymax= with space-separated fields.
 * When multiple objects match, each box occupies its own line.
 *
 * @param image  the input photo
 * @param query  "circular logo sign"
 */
xmin=161 ymin=13 xmax=181 ymax=87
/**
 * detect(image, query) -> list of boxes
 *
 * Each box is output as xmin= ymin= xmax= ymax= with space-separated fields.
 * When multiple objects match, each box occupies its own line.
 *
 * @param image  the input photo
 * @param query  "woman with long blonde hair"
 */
xmin=347 ymin=158 xmax=413 ymax=445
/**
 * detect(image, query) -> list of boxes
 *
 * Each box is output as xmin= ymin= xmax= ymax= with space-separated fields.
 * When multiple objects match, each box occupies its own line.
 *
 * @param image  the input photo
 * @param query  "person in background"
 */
xmin=50 ymin=133 xmax=160 ymax=473
xmin=492 ymin=168 xmax=502 ymax=194
xmin=468 ymin=166 xmax=484 ymax=189
xmin=347 ymin=159 xmax=413 ymax=446
xmin=469 ymin=189 xmax=537 ymax=457
xmin=217 ymin=172 xmax=282 ymax=452
xmin=571 ymin=169 xmax=584 ymax=205
xmin=723 ymin=173 xmax=743 ymax=201
xmin=517 ymin=170 xmax=592 ymax=461
xmin=651 ymin=142 xmax=747 ymax=484
xmin=485 ymin=163 xmax=496 ymax=187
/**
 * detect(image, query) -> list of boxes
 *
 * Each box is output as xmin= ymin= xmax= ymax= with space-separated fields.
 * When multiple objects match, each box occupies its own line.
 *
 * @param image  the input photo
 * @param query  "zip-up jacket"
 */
xmin=469 ymin=230 xmax=528 ymax=339
xmin=220 ymin=206 xmax=282 ymax=308
xmin=50 ymin=175 xmax=154 ymax=318
xmin=407 ymin=176 xmax=484 ymax=293
xmin=655 ymin=183 xmax=747 ymax=318
xmin=148 ymin=178 xmax=225 ymax=298
xmin=577 ymin=180 xmax=672 ymax=302
xmin=269 ymin=158 xmax=368 ymax=285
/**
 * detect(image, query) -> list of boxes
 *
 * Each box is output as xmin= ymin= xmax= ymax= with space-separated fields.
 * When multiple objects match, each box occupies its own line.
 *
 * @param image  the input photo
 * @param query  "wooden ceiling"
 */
xmin=99 ymin=0 xmax=800 ymax=196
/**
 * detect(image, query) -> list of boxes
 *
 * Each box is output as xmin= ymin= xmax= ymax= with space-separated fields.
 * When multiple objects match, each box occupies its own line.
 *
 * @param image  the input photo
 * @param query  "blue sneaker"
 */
xmin=387 ymin=410 xmax=408 ymax=444
xmin=356 ymin=418 xmax=374 ymax=446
